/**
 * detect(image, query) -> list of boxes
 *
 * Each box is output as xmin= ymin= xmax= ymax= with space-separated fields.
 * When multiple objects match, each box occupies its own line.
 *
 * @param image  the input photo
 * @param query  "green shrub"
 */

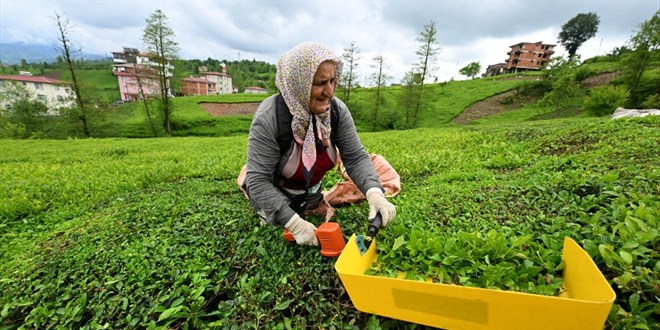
xmin=575 ymin=66 xmax=594 ymax=82
xmin=583 ymin=85 xmax=630 ymax=116
xmin=641 ymin=94 xmax=660 ymax=109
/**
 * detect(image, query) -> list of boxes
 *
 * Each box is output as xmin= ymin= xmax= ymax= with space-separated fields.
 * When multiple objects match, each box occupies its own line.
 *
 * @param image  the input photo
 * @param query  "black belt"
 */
xmin=276 ymin=184 xmax=324 ymax=216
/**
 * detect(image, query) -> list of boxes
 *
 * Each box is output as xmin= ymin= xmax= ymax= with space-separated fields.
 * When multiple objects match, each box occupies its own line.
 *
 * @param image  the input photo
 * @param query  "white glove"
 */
xmin=366 ymin=188 xmax=396 ymax=226
xmin=284 ymin=214 xmax=319 ymax=246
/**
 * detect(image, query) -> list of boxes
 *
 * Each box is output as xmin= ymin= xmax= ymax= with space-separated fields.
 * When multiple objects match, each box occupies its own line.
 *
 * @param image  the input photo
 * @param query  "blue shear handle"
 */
xmin=367 ymin=212 xmax=383 ymax=238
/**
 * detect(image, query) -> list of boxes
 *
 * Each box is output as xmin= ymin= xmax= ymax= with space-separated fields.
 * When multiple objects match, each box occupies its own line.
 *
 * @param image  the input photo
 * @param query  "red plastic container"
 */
xmin=316 ymin=222 xmax=346 ymax=257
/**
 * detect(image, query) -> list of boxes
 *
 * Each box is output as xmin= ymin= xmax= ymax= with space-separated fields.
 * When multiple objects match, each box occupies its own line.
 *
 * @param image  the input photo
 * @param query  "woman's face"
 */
xmin=309 ymin=61 xmax=337 ymax=115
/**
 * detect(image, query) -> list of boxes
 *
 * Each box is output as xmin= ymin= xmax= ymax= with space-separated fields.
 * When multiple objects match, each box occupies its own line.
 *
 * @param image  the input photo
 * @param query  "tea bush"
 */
xmin=1 ymin=116 xmax=658 ymax=329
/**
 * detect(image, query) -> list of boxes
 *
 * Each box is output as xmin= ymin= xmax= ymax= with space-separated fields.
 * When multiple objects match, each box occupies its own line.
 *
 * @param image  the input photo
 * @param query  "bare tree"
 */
xmin=341 ymin=41 xmax=361 ymax=104
xmin=370 ymin=54 xmax=391 ymax=131
xmin=413 ymin=20 xmax=441 ymax=126
xmin=142 ymin=9 xmax=179 ymax=134
xmin=124 ymin=48 xmax=159 ymax=136
xmin=54 ymin=12 xmax=90 ymax=137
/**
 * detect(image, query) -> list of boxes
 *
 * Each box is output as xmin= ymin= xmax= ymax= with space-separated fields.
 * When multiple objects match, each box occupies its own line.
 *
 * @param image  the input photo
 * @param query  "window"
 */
xmin=37 ymin=94 xmax=47 ymax=102
xmin=35 ymin=83 xmax=43 ymax=90
xmin=57 ymin=95 xmax=64 ymax=102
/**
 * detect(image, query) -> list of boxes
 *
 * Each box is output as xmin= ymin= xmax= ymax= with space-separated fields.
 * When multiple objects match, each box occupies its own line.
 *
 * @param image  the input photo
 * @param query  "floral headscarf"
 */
xmin=275 ymin=42 xmax=343 ymax=185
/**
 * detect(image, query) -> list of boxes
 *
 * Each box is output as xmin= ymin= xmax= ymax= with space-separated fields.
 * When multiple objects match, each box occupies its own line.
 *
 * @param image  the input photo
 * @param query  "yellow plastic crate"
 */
xmin=335 ymin=235 xmax=615 ymax=330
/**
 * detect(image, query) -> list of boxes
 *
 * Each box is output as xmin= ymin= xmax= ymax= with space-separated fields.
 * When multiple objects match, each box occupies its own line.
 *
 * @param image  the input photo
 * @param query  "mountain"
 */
xmin=0 ymin=42 xmax=108 ymax=65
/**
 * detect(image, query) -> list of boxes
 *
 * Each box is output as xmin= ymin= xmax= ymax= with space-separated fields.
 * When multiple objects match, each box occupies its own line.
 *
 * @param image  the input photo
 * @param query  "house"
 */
xmin=111 ymin=47 xmax=174 ymax=101
xmin=244 ymin=86 xmax=268 ymax=94
xmin=505 ymin=41 xmax=555 ymax=73
xmin=199 ymin=63 xmax=233 ymax=95
xmin=0 ymin=72 xmax=74 ymax=115
xmin=180 ymin=77 xmax=216 ymax=96
xmin=484 ymin=63 xmax=508 ymax=77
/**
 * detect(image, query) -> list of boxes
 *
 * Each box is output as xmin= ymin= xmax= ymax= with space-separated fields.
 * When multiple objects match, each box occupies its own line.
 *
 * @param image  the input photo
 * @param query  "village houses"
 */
xmin=111 ymin=47 xmax=176 ymax=102
xmin=0 ymin=72 xmax=74 ymax=115
xmin=180 ymin=64 xmax=233 ymax=96
xmin=113 ymin=47 xmax=234 ymax=99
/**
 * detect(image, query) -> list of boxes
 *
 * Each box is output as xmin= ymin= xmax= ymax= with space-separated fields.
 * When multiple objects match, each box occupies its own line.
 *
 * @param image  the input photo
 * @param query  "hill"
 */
xmin=0 ymin=42 xmax=107 ymax=65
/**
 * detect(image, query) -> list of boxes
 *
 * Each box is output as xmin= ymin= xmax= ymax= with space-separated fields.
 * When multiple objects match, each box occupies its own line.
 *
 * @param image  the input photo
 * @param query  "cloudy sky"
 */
xmin=0 ymin=0 xmax=657 ymax=84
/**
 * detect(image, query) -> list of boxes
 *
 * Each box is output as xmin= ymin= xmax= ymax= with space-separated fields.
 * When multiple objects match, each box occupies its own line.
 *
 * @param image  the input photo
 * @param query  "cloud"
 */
xmin=1 ymin=0 xmax=657 ymax=83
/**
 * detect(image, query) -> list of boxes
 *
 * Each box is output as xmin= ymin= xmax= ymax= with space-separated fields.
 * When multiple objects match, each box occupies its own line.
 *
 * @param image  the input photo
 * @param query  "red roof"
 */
xmin=0 ymin=75 xmax=66 ymax=84
xmin=202 ymin=71 xmax=230 ymax=77
xmin=183 ymin=77 xmax=216 ymax=84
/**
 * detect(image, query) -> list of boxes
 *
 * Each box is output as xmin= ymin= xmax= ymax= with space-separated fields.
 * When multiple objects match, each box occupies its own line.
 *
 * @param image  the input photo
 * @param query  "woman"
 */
xmin=243 ymin=42 xmax=396 ymax=246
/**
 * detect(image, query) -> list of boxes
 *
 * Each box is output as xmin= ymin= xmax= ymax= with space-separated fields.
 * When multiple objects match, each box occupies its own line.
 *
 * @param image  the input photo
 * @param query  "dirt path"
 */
xmin=452 ymin=72 xmax=619 ymax=124
xmin=452 ymin=90 xmax=528 ymax=124
xmin=199 ymin=102 xmax=260 ymax=116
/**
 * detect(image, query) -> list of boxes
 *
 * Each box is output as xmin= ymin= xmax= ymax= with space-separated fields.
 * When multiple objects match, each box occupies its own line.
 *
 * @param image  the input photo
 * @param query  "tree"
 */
xmin=54 ymin=12 xmax=91 ymax=137
xmin=142 ymin=9 xmax=179 ymax=134
xmin=340 ymin=41 xmax=361 ymax=105
xmin=459 ymin=62 xmax=481 ymax=79
xmin=621 ymin=10 xmax=659 ymax=107
xmin=541 ymin=57 xmax=584 ymax=115
xmin=369 ymin=54 xmax=391 ymax=131
xmin=558 ymin=12 xmax=600 ymax=59
xmin=413 ymin=20 xmax=441 ymax=126
xmin=399 ymin=70 xmax=422 ymax=128
xmin=124 ymin=48 xmax=160 ymax=137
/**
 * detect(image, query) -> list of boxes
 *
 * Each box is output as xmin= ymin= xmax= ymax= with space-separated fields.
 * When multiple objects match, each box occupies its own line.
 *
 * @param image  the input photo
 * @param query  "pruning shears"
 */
xmin=357 ymin=212 xmax=383 ymax=255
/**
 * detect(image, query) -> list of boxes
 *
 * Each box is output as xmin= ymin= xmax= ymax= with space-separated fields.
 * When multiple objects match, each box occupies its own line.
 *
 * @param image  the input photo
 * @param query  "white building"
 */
xmin=0 ymin=73 xmax=74 ymax=115
xmin=244 ymin=86 xmax=268 ymax=94
xmin=199 ymin=63 xmax=233 ymax=95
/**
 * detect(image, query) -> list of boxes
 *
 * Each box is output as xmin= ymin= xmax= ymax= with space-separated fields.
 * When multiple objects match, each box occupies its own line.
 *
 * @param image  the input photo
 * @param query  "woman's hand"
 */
xmin=284 ymin=214 xmax=319 ymax=246
xmin=366 ymin=188 xmax=396 ymax=226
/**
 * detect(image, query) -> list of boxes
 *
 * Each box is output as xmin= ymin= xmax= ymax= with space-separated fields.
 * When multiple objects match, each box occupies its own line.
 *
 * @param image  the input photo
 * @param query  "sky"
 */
xmin=1 ymin=0 xmax=658 ymax=84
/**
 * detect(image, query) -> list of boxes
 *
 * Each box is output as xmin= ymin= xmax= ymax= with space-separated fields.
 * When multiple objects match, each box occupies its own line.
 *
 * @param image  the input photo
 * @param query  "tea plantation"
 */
xmin=1 ymin=112 xmax=658 ymax=329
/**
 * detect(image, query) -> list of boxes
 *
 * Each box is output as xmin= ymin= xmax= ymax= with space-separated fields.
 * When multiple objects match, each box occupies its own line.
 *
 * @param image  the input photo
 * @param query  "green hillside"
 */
xmin=55 ymin=69 xmax=120 ymax=103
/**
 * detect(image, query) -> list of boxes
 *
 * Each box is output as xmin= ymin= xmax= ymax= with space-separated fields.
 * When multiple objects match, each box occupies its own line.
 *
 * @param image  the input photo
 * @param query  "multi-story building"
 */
xmin=180 ymin=77 xmax=217 ymax=96
xmin=0 ymin=72 xmax=74 ymax=114
xmin=505 ymin=41 xmax=555 ymax=73
xmin=199 ymin=63 xmax=232 ymax=95
xmin=111 ymin=47 xmax=174 ymax=101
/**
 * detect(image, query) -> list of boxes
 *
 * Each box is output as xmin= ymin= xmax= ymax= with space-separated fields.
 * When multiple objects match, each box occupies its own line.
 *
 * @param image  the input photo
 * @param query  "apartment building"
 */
xmin=199 ymin=63 xmax=233 ymax=95
xmin=0 ymin=72 xmax=74 ymax=114
xmin=111 ymin=47 xmax=173 ymax=101
xmin=180 ymin=77 xmax=217 ymax=96
xmin=505 ymin=41 xmax=555 ymax=73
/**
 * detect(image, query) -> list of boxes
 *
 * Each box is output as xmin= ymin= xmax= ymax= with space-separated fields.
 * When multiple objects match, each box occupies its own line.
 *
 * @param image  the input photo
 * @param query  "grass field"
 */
xmin=1 ymin=114 xmax=658 ymax=329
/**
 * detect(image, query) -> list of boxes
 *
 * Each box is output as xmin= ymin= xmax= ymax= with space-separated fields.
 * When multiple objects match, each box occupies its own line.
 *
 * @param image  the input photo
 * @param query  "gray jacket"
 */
xmin=245 ymin=94 xmax=382 ymax=227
